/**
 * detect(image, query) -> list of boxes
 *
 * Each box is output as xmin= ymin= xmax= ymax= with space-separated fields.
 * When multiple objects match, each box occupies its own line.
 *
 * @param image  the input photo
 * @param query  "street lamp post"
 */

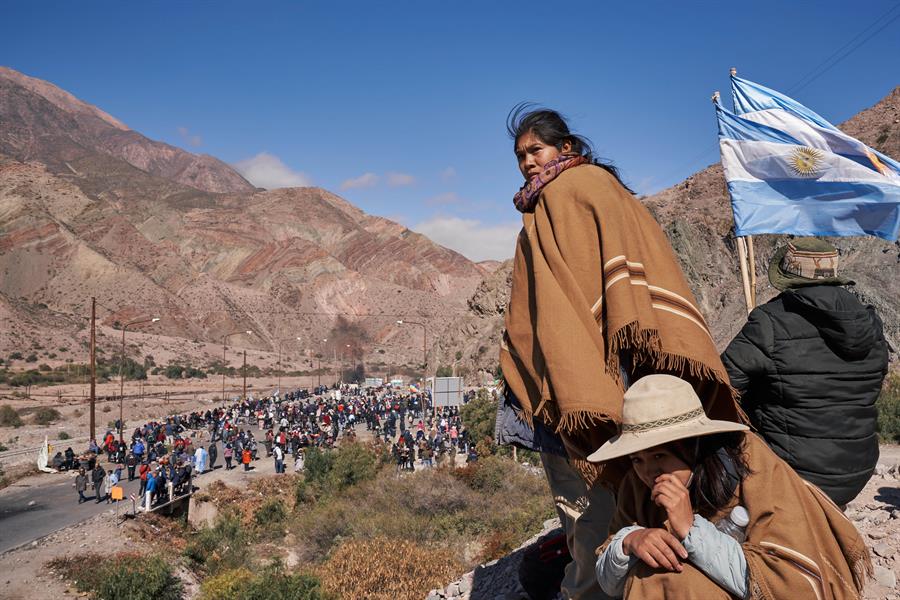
xmin=222 ymin=330 xmax=253 ymax=402
xmin=277 ymin=336 xmax=302 ymax=394
xmin=342 ymin=343 xmax=350 ymax=384
xmin=396 ymin=320 xmax=427 ymax=376
xmin=119 ymin=317 xmax=160 ymax=441
xmin=317 ymin=338 xmax=327 ymax=388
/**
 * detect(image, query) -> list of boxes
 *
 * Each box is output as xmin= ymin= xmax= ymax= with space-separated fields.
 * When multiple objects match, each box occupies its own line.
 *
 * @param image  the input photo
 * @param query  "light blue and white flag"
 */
xmin=717 ymin=75 xmax=900 ymax=241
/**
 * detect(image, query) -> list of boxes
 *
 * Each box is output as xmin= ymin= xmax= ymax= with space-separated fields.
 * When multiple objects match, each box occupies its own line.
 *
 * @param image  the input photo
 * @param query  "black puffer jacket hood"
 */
xmin=721 ymin=285 xmax=889 ymax=506
xmin=782 ymin=286 xmax=877 ymax=360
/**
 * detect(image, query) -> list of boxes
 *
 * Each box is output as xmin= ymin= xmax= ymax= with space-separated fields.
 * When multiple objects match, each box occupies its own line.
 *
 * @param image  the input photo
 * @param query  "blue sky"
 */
xmin=2 ymin=1 xmax=899 ymax=261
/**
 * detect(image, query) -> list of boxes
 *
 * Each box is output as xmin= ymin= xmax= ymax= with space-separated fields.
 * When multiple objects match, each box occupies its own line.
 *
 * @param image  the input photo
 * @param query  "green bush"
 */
xmin=8 ymin=352 xmax=23 ymax=360
xmin=877 ymin=373 xmax=900 ymax=443
xmin=254 ymin=498 xmax=286 ymax=528
xmin=199 ymin=565 xmax=327 ymax=600
xmin=303 ymin=446 xmax=335 ymax=487
xmin=25 ymin=353 xmax=38 ymax=362
xmin=0 ymin=405 xmax=23 ymax=427
xmin=94 ymin=555 xmax=183 ymax=600
xmin=49 ymin=553 xmax=182 ymax=600
xmin=435 ymin=365 xmax=453 ymax=377
xmin=184 ymin=511 xmax=250 ymax=575
xmin=33 ymin=407 xmax=61 ymax=425
xmin=327 ymin=442 xmax=378 ymax=491
xmin=460 ymin=389 xmax=497 ymax=450
xmin=58 ymin=431 xmax=71 ymax=440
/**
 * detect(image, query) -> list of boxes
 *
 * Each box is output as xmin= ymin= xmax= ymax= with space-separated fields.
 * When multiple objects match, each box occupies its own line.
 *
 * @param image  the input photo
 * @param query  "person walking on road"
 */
xmin=75 ymin=468 xmax=88 ymax=504
xmin=126 ymin=452 xmax=137 ymax=481
xmin=273 ymin=444 xmax=284 ymax=474
xmin=91 ymin=463 xmax=106 ymax=503
xmin=224 ymin=443 xmax=234 ymax=470
xmin=102 ymin=470 xmax=114 ymax=504
xmin=208 ymin=441 xmax=218 ymax=471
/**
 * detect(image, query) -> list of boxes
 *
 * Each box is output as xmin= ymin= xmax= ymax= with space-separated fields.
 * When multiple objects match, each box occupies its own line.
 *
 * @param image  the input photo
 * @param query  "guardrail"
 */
xmin=0 ymin=434 xmax=91 ymax=461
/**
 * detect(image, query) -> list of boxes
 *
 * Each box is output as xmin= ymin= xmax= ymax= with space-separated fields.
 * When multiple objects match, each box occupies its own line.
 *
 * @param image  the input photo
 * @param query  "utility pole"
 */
xmin=242 ymin=350 xmax=247 ymax=399
xmin=89 ymin=297 xmax=96 ymax=444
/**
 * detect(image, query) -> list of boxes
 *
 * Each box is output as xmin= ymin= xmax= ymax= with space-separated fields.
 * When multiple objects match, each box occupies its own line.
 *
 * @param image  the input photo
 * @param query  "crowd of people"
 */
xmin=61 ymin=381 xmax=478 ymax=509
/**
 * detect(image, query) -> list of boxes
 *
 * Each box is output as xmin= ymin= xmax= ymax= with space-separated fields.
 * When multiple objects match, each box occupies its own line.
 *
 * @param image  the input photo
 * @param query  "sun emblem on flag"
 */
xmin=789 ymin=147 xmax=824 ymax=177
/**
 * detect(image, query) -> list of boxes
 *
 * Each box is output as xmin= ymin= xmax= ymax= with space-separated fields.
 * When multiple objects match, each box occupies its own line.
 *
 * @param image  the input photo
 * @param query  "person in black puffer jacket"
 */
xmin=722 ymin=238 xmax=889 ymax=506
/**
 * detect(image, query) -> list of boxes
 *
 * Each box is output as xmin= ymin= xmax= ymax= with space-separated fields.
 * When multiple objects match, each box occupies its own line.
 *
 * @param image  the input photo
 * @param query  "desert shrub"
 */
xmin=0 ymin=405 xmax=23 ymax=427
xmin=318 ymin=537 xmax=462 ymax=600
xmin=8 ymin=351 xmax=23 ymax=360
xmin=25 ymin=353 xmax=38 ymax=362
xmin=326 ymin=442 xmax=378 ymax=491
xmin=200 ymin=565 xmax=327 ymax=600
xmin=877 ymin=373 xmax=900 ymax=443
xmin=452 ymin=454 xmax=508 ymax=493
xmin=435 ymin=365 xmax=454 ymax=377
xmin=33 ymin=407 xmax=62 ymax=425
xmin=254 ymin=498 xmax=286 ymax=529
xmin=198 ymin=568 xmax=254 ymax=600
xmin=49 ymin=553 xmax=182 ymax=600
xmin=58 ymin=431 xmax=71 ymax=440
xmin=460 ymin=389 xmax=497 ymax=450
xmin=303 ymin=446 xmax=334 ymax=486
xmin=38 ymin=363 xmax=52 ymax=371
xmin=184 ymin=510 xmax=250 ymax=575
xmin=72 ymin=408 xmax=83 ymax=418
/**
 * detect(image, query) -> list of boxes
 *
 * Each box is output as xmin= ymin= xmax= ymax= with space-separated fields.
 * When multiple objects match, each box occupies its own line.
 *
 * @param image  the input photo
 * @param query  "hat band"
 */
xmin=621 ymin=407 xmax=704 ymax=433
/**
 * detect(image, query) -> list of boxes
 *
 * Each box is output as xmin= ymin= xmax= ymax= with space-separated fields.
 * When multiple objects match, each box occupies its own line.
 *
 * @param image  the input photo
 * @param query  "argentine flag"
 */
xmin=717 ymin=75 xmax=900 ymax=241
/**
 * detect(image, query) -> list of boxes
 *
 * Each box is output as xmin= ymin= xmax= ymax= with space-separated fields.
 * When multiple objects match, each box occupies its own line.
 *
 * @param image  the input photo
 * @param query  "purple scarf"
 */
xmin=513 ymin=154 xmax=588 ymax=213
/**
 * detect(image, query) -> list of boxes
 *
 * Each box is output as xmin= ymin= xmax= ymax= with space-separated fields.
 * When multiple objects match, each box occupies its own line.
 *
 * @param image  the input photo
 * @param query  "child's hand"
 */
xmin=622 ymin=527 xmax=687 ymax=572
xmin=652 ymin=473 xmax=694 ymax=539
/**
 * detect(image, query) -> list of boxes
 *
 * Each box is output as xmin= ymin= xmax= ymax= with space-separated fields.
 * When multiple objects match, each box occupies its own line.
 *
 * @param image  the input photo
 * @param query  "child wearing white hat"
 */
xmin=592 ymin=374 xmax=869 ymax=600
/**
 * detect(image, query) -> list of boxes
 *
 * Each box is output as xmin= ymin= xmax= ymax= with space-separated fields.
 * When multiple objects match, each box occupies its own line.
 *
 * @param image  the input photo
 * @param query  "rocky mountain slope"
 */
xmin=0 ymin=67 xmax=484 ymax=367
xmin=0 ymin=67 xmax=255 ymax=195
xmin=433 ymin=85 xmax=900 ymax=379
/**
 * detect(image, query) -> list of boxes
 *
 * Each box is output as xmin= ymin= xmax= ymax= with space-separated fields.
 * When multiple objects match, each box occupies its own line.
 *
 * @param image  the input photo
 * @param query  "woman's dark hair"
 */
xmin=506 ymin=102 xmax=633 ymax=193
xmin=670 ymin=432 xmax=751 ymax=515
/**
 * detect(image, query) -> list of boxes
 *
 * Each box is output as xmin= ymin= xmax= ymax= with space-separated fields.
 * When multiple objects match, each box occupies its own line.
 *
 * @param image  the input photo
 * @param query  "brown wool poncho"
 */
xmin=500 ymin=164 xmax=743 ymax=482
xmin=599 ymin=434 xmax=870 ymax=600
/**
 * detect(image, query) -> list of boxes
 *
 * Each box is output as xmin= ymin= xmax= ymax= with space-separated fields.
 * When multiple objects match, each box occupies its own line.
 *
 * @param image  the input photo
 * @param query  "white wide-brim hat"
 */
xmin=587 ymin=374 xmax=747 ymax=463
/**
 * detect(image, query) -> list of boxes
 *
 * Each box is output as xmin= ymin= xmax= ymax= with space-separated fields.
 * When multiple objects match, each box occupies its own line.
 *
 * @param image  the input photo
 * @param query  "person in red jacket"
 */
xmin=242 ymin=448 xmax=252 ymax=471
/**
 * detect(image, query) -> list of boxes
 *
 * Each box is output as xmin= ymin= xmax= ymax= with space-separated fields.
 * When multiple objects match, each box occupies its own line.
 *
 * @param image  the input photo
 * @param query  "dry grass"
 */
xmin=317 ymin=537 xmax=464 ymax=600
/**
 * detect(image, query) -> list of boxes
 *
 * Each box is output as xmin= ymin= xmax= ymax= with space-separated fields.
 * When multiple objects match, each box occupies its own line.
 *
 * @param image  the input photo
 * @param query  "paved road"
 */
xmin=0 ymin=430 xmax=255 ymax=555
xmin=0 ymin=422 xmax=369 ymax=555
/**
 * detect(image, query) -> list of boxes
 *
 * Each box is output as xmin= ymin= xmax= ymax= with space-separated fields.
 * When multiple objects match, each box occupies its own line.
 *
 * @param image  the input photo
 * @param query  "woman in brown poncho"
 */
xmin=500 ymin=106 xmax=745 ymax=599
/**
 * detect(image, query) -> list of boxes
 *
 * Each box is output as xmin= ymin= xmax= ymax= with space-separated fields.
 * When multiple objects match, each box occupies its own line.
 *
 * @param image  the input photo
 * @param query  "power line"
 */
xmin=652 ymin=6 xmax=900 ymax=191
xmin=787 ymin=4 xmax=900 ymax=95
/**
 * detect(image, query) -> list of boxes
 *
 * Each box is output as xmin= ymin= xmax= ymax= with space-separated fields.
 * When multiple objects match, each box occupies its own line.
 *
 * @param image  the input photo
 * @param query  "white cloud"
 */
xmin=425 ymin=192 xmax=463 ymax=207
xmin=413 ymin=216 xmax=520 ymax=262
xmin=386 ymin=172 xmax=415 ymax=187
xmin=340 ymin=172 xmax=379 ymax=190
xmin=233 ymin=153 xmax=312 ymax=189
xmin=177 ymin=126 xmax=203 ymax=148
xmin=440 ymin=166 xmax=457 ymax=182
